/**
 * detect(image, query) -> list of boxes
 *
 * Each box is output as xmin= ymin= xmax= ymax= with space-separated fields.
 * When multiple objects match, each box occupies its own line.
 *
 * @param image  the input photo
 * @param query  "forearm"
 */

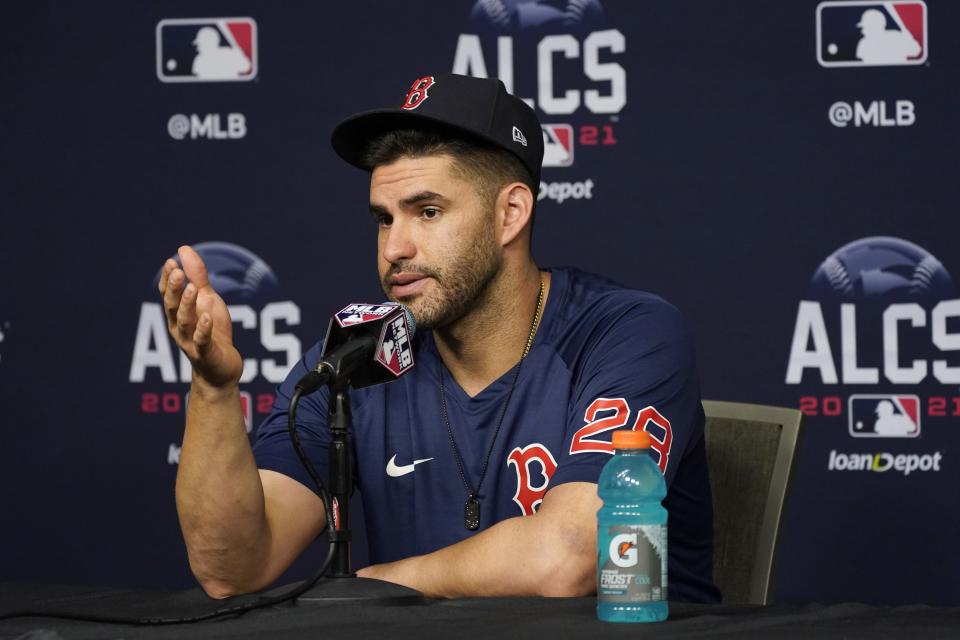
xmin=175 ymin=380 xmax=269 ymax=596
xmin=360 ymin=495 xmax=597 ymax=598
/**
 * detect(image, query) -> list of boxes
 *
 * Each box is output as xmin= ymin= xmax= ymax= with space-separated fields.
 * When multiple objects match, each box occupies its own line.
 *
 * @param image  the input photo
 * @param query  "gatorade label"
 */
xmin=598 ymin=524 xmax=668 ymax=602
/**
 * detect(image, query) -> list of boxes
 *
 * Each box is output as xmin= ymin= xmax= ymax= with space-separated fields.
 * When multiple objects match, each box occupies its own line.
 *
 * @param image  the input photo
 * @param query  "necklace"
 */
xmin=439 ymin=277 xmax=546 ymax=531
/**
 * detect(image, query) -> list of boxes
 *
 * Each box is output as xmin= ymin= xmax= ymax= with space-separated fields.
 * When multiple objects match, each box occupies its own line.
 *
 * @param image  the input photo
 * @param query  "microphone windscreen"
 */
xmin=399 ymin=305 xmax=417 ymax=339
xmin=378 ymin=301 xmax=416 ymax=339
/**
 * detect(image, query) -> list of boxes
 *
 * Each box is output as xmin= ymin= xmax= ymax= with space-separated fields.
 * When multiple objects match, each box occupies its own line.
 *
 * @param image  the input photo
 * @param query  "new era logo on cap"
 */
xmin=512 ymin=126 xmax=528 ymax=147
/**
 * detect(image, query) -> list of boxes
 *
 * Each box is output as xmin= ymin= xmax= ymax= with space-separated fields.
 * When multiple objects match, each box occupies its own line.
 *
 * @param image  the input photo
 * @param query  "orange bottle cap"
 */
xmin=612 ymin=429 xmax=651 ymax=449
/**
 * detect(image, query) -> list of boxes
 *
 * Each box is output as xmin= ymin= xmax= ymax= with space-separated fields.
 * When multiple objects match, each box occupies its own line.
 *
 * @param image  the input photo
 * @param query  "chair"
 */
xmin=701 ymin=400 xmax=803 ymax=605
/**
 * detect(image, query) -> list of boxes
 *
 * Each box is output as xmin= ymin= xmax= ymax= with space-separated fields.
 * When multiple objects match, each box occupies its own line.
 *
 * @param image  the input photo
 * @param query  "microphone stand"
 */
xmin=298 ymin=374 xmax=424 ymax=604
xmin=326 ymin=383 xmax=353 ymax=578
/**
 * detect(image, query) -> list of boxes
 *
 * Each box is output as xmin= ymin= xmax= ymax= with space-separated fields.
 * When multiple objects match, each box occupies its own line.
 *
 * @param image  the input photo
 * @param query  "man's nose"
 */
xmin=381 ymin=219 xmax=417 ymax=264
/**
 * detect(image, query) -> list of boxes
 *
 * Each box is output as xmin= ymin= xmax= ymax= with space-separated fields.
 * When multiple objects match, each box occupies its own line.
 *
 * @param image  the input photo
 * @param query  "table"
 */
xmin=2 ymin=582 xmax=958 ymax=640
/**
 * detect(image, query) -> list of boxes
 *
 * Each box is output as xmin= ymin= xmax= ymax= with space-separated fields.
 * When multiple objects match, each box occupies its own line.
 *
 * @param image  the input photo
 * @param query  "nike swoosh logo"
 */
xmin=386 ymin=454 xmax=434 ymax=478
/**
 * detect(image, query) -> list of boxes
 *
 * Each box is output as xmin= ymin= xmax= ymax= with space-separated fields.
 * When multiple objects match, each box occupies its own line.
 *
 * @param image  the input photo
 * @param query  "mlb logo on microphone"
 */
xmin=156 ymin=17 xmax=258 ymax=82
xmin=377 ymin=314 xmax=414 ymax=377
xmin=848 ymin=395 xmax=920 ymax=438
xmin=816 ymin=1 xmax=927 ymax=67
xmin=335 ymin=303 xmax=399 ymax=328
xmin=542 ymin=124 xmax=574 ymax=167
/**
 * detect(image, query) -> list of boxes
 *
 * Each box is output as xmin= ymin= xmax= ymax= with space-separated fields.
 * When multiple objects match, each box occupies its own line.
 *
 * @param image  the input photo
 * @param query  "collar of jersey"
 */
xmin=420 ymin=267 xmax=564 ymax=408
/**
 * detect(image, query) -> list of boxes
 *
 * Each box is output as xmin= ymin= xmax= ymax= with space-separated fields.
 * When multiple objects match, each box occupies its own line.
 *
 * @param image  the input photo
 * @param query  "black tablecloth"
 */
xmin=2 ymin=582 xmax=959 ymax=640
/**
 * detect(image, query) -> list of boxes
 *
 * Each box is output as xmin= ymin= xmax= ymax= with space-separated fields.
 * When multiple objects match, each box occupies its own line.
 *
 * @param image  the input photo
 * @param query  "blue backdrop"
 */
xmin=1 ymin=0 xmax=957 ymax=605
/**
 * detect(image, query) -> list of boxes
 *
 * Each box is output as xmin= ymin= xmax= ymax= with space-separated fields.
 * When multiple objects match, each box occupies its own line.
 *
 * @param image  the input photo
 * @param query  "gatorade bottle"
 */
xmin=596 ymin=429 xmax=668 ymax=622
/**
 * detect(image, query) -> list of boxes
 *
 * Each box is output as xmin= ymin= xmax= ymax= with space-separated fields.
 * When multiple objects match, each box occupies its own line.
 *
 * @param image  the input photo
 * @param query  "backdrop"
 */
xmin=2 ymin=0 xmax=957 ymax=605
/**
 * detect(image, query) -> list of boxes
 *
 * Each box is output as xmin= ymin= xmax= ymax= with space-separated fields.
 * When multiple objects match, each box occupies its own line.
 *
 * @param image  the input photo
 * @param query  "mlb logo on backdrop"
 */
xmin=542 ymin=124 xmax=575 ymax=167
xmin=848 ymin=395 xmax=921 ymax=438
xmin=816 ymin=1 xmax=927 ymax=67
xmin=156 ymin=17 xmax=258 ymax=82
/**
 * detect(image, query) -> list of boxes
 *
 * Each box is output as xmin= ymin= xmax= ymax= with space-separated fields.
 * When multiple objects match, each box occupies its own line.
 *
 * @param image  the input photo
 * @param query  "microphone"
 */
xmin=295 ymin=302 xmax=416 ymax=394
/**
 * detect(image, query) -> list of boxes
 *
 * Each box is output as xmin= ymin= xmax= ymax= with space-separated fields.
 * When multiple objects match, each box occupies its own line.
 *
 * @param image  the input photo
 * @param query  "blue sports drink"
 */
xmin=597 ymin=429 xmax=668 ymax=622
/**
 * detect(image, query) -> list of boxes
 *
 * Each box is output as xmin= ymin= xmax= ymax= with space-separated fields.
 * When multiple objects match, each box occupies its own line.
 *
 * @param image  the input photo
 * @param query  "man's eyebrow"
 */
xmin=399 ymin=191 xmax=448 ymax=208
xmin=368 ymin=191 xmax=449 ymax=219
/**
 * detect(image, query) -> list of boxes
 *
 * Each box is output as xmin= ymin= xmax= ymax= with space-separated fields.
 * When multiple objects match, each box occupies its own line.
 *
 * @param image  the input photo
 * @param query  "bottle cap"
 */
xmin=612 ymin=429 xmax=651 ymax=449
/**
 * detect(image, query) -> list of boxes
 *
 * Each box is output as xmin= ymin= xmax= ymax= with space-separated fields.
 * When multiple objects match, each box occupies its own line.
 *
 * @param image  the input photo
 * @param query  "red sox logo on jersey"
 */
xmin=506 ymin=398 xmax=674 ymax=516
xmin=507 ymin=443 xmax=558 ymax=516
xmin=401 ymin=76 xmax=435 ymax=110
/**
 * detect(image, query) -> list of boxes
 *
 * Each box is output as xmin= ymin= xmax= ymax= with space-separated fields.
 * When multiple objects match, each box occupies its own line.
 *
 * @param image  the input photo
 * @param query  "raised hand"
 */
xmin=159 ymin=245 xmax=244 ymax=389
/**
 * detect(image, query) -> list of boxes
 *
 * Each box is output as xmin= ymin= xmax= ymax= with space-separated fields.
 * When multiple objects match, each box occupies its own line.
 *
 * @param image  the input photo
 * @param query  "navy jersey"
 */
xmin=253 ymin=267 xmax=720 ymax=603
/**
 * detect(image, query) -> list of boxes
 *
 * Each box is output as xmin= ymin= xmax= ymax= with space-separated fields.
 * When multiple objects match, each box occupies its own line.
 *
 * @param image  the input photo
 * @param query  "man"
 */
xmin=161 ymin=72 xmax=719 ymax=602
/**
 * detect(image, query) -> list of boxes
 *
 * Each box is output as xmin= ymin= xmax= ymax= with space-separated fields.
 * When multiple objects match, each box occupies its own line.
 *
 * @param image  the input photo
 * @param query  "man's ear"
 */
xmin=497 ymin=182 xmax=535 ymax=247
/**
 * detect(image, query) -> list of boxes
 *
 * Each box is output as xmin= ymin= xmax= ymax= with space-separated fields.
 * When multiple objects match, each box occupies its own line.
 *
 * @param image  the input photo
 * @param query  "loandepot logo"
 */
xmin=828 ymin=450 xmax=942 ymax=475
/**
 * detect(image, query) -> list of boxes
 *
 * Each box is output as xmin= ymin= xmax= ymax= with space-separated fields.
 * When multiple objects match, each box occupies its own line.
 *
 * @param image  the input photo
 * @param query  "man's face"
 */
xmin=370 ymin=154 xmax=502 ymax=330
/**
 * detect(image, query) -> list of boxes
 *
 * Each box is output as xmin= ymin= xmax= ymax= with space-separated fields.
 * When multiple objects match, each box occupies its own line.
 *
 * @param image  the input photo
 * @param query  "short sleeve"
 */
xmin=548 ymin=298 xmax=705 ymax=489
xmin=252 ymin=341 xmax=333 ymax=498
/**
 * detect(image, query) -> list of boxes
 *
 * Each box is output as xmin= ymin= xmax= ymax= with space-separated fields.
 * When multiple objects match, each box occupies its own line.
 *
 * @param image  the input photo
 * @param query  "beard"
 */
xmin=381 ymin=223 xmax=502 ymax=330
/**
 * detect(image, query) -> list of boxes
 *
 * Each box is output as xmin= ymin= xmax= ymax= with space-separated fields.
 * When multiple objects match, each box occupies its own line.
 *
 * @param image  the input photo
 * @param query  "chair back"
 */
xmin=702 ymin=400 xmax=803 ymax=605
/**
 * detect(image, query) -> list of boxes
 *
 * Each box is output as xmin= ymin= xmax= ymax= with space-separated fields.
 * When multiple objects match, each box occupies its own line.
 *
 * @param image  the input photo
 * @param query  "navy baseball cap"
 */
xmin=331 ymin=73 xmax=544 ymax=183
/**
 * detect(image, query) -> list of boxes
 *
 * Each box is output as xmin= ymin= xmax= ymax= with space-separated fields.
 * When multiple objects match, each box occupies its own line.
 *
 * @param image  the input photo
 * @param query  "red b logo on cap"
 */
xmin=401 ymin=76 xmax=435 ymax=111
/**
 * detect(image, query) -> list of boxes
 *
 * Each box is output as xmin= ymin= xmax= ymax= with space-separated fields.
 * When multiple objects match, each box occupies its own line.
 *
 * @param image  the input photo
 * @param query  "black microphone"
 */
xmin=295 ymin=302 xmax=416 ymax=394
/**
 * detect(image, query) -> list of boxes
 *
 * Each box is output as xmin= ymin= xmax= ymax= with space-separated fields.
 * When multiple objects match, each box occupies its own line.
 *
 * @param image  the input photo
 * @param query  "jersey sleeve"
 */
xmin=251 ymin=341 xmax=333 ymax=498
xmin=548 ymin=297 xmax=705 ymax=489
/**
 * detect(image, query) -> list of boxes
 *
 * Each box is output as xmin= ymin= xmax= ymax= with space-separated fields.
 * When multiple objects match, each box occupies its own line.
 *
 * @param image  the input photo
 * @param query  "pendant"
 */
xmin=464 ymin=495 xmax=481 ymax=531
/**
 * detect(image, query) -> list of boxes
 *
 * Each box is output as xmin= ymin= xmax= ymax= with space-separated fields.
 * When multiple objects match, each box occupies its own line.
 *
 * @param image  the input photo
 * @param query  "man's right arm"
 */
xmin=161 ymin=246 xmax=326 ymax=598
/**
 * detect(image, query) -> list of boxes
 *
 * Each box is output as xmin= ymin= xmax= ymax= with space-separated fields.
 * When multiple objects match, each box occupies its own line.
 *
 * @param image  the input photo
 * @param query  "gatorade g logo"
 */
xmin=401 ymin=76 xmax=435 ymax=110
xmin=610 ymin=533 xmax=638 ymax=567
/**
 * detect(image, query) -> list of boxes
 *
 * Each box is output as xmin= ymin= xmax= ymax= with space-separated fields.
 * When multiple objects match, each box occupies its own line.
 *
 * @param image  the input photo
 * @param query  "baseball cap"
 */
xmin=331 ymin=73 xmax=544 ymax=183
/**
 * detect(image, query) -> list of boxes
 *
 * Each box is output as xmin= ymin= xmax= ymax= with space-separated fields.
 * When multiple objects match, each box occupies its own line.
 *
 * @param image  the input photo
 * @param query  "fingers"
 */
xmin=193 ymin=312 xmax=213 ymax=354
xmin=176 ymin=282 xmax=198 ymax=340
xmin=179 ymin=245 xmax=211 ymax=290
xmin=160 ymin=247 xmax=225 ymax=371
xmin=158 ymin=258 xmax=177 ymax=295
xmin=163 ymin=267 xmax=186 ymax=331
